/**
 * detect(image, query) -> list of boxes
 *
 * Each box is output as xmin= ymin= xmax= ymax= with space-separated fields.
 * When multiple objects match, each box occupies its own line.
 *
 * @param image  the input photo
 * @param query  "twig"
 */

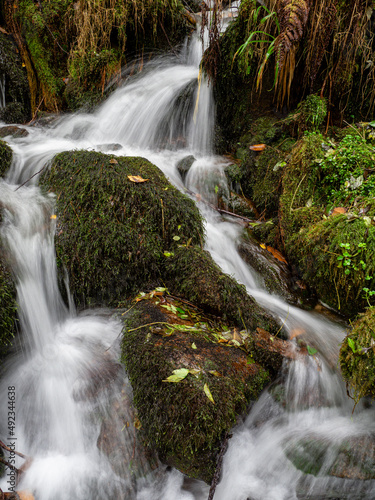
xmin=0 ymin=440 xmax=27 ymax=460
xmin=159 ymin=20 xmax=179 ymax=57
xmin=14 ymin=165 xmax=47 ymax=191
xmin=0 ymin=457 xmax=20 ymax=474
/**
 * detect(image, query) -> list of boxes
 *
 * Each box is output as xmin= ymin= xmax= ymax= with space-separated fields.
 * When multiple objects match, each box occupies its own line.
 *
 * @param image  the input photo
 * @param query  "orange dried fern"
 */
xmin=274 ymin=0 xmax=310 ymax=105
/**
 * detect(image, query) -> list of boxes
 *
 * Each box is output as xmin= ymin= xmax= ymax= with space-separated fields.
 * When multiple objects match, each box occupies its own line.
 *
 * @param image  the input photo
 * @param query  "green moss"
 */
xmin=121 ymin=300 xmax=270 ymax=482
xmin=279 ymin=132 xmax=325 ymax=243
xmin=0 ymin=140 xmax=13 ymax=176
xmin=288 ymin=215 xmax=375 ymax=317
xmin=0 ymin=259 xmax=17 ymax=359
xmin=340 ymin=308 xmax=375 ymax=400
xmin=40 ymin=150 xmax=204 ymax=308
xmin=164 ymin=245 xmax=279 ymax=334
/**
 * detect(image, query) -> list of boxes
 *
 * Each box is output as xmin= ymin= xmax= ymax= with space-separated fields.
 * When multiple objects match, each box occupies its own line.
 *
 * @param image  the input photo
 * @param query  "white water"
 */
xmin=1 ymin=8 xmax=375 ymax=500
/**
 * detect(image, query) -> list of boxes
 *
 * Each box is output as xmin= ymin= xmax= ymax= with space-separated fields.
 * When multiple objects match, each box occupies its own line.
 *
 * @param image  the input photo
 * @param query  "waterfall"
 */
xmin=1 ymin=6 xmax=375 ymax=500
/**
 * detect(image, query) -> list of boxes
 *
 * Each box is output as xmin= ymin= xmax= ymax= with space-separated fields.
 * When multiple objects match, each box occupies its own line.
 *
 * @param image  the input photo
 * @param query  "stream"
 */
xmin=1 ymin=6 xmax=375 ymax=500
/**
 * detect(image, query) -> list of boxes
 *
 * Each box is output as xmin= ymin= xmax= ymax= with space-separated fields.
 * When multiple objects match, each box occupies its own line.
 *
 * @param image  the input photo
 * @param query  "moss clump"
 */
xmin=121 ymin=300 xmax=270 ymax=482
xmin=0 ymin=140 xmax=13 ymax=176
xmin=164 ymin=245 xmax=279 ymax=334
xmin=288 ymin=215 xmax=375 ymax=317
xmin=340 ymin=308 xmax=375 ymax=400
xmin=279 ymin=132 xmax=325 ymax=244
xmin=40 ymin=150 xmax=204 ymax=308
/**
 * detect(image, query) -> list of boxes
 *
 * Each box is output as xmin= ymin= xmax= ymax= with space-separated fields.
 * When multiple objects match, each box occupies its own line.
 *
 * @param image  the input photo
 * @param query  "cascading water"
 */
xmin=1 ymin=5 xmax=375 ymax=499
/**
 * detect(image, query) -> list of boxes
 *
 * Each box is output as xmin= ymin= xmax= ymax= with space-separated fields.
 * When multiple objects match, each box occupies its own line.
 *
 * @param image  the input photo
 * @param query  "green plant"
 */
xmin=336 ymin=242 xmax=367 ymax=275
xmin=233 ymin=3 xmax=280 ymax=89
xmin=318 ymin=134 xmax=375 ymax=205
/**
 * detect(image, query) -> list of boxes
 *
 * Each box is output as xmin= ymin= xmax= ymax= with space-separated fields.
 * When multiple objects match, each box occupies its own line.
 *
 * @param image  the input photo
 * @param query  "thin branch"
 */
xmin=14 ymin=165 xmax=47 ymax=191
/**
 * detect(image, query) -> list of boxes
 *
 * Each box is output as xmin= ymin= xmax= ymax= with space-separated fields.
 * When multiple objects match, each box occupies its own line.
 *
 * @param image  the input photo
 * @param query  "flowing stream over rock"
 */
xmin=1 ymin=7 xmax=375 ymax=499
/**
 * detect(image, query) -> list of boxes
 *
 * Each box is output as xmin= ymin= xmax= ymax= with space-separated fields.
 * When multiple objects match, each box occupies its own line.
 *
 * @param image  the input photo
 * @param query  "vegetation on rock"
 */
xmin=340 ymin=308 xmax=375 ymax=402
xmin=41 ymin=150 xmax=204 ymax=307
xmin=121 ymin=295 xmax=273 ymax=482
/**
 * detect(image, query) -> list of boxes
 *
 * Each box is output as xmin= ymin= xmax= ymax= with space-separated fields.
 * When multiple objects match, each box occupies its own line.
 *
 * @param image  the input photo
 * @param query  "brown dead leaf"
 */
xmin=331 ymin=207 xmax=347 ymax=216
xmin=249 ymin=144 xmax=266 ymax=151
xmin=127 ymin=175 xmax=149 ymax=183
xmin=109 ymin=158 xmax=118 ymax=164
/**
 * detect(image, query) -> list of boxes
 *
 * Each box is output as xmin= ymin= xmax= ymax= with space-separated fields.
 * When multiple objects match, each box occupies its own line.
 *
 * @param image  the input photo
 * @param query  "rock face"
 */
xmin=0 ymin=32 xmax=31 ymax=123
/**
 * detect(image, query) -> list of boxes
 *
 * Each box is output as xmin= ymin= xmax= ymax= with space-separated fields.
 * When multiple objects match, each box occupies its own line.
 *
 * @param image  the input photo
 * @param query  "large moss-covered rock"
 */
xmin=340 ymin=308 xmax=375 ymax=401
xmin=0 ymin=32 xmax=31 ymax=123
xmin=121 ymin=298 xmax=271 ymax=483
xmin=0 ymin=138 xmax=12 ymax=173
xmin=41 ymin=150 xmax=204 ymax=308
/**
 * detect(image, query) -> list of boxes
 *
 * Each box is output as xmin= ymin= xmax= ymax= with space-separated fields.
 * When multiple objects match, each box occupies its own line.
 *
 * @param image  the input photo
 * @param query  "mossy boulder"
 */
xmin=340 ymin=308 xmax=375 ymax=400
xmin=0 ymin=32 xmax=31 ymax=123
xmin=0 ymin=139 xmax=13 ymax=174
xmin=164 ymin=245 xmax=280 ymax=335
xmin=121 ymin=298 xmax=271 ymax=483
xmin=40 ymin=150 xmax=204 ymax=308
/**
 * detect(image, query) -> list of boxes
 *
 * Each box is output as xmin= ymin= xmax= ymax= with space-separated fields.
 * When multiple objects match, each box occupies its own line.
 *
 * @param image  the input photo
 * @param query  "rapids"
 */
xmin=1 ymin=5 xmax=375 ymax=499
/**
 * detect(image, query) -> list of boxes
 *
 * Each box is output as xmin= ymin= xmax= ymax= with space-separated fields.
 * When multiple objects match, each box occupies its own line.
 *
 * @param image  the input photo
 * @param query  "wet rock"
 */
xmin=340 ymin=307 xmax=375 ymax=400
xmin=0 ymin=126 xmax=29 ymax=138
xmin=286 ymin=434 xmax=375 ymax=480
xmin=176 ymin=155 xmax=196 ymax=182
xmin=121 ymin=299 xmax=272 ymax=483
xmin=96 ymin=143 xmax=123 ymax=152
xmin=0 ymin=33 xmax=31 ymax=124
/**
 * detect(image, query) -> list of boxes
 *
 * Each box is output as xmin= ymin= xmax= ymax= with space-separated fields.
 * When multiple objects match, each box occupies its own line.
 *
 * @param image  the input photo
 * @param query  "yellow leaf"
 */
xmin=110 ymin=158 xmax=118 ymax=164
xmin=260 ymin=243 xmax=266 ymax=249
xmin=162 ymin=368 xmax=189 ymax=383
xmin=127 ymin=175 xmax=149 ymax=183
xmin=191 ymin=342 xmax=197 ymax=349
xmin=203 ymin=383 xmax=215 ymax=404
xmin=50 ymin=214 xmax=57 ymax=219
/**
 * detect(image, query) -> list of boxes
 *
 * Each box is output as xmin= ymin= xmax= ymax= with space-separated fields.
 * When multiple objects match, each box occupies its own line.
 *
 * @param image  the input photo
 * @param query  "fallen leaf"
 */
xmin=266 ymin=246 xmax=287 ymax=264
xmin=109 ymin=158 xmax=118 ymax=164
xmin=127 ymin=175 xmax=149 ymax=183
xmin=331 ymin=207 xmax=347 ymax=216
xmin=191 ymin=342 xmax=197 ymax=349
xmin=50 ymin=214 xmax=57 ymax=219
xmin=260 ymin=243 xmax=266 ymax=249
xmin=208 ymin=370 xmax=221 ymax=377
xmin=163 ymin=368 xmax=189 ymax=383
xmin=189 ymin=368 xmax=201 ymax=376
xmin=203 ymin=383 xmax=215 ymax=404
xmin=249 ymin=144 xmax=266 ymax=151
xmin=307 ymin=345 xmax=318 ymax=356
